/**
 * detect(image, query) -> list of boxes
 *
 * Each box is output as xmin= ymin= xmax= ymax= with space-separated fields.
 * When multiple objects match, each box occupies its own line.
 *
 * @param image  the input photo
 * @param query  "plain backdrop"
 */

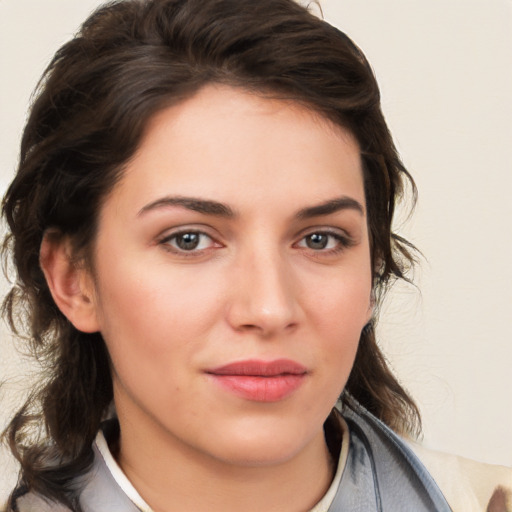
xmin=1 ymin=0 xmax=511 ymax=502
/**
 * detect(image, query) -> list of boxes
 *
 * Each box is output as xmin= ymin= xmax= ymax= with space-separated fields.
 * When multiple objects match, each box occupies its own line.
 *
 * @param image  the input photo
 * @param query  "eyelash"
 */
xmin=158 ymin=228 xmax=354 ymax=257
xmin=158 ymin=229 xmax=220 ymax=256
xmin=294 ymin=230 xmax=354 ymax=255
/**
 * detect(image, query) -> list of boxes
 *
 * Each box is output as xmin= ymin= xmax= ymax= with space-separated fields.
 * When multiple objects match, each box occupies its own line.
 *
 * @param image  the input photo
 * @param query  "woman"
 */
xmin=1 ymin=0 xmax=509 ymax=511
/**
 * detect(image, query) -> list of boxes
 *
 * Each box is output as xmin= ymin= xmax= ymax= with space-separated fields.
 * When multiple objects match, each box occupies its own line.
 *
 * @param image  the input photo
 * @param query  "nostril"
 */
xmin=235 ymin=320 xmax=298 ymax=337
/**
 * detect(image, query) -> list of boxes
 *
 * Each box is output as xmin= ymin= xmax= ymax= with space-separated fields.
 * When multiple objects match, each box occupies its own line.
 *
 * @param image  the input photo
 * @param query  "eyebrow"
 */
xmin=137 ymin=195 xmax=364 ymax=219
xmin=138 ymin=196 xmax=236 ymax=217
xmin=296 ymin=196 xmax=364 ymax=219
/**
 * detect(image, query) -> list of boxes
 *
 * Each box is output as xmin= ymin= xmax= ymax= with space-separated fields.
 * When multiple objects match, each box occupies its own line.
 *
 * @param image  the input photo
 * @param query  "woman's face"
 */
xmin=87 ymin=85 xmax=372 ymax=467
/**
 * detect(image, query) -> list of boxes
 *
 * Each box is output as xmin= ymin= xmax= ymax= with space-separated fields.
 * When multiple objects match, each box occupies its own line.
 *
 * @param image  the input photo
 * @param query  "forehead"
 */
xmin=106 ymin=84 xmax=364 ymax=217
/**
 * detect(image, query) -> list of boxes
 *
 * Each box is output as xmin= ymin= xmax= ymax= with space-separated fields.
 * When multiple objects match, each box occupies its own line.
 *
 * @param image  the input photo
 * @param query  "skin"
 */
xmin=44 ymin=84 xmax=373 ymax=511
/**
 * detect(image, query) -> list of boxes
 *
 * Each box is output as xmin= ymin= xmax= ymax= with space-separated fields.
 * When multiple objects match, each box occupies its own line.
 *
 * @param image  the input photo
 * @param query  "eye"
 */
xmin=296 ymin=231 xmax=352 ymax=253
xmin=302 ymin=233 xmax=333 ymax=250
xmin=160 ymin=231 xmax=217 ymax=252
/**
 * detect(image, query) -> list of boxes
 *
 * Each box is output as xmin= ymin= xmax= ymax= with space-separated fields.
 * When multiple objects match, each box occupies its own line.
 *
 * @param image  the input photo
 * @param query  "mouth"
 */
xmin=205 ymin=359 xmax=308 ymax=402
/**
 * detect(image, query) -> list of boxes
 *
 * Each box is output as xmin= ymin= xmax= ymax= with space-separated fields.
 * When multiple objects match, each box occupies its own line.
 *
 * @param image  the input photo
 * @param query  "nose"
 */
xmin=226 ymin=248 xmax=300 ymax=338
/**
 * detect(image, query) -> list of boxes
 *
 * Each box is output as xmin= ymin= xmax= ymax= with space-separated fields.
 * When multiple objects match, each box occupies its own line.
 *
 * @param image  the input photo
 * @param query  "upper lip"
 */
xmin=206 ymin=359 xmax=308 ymax=377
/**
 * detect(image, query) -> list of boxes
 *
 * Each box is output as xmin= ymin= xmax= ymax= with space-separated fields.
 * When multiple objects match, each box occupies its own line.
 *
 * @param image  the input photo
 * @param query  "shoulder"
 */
xmin=8 ymin=420 xmax=145 ymax=512
xmin=407 ymin=441 xmax=512 ymax=512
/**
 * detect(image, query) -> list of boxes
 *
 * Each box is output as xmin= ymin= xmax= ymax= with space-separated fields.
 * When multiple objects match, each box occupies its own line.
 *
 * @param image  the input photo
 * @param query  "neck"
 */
xmin=115 ymin=408 xmax=336 ymax=512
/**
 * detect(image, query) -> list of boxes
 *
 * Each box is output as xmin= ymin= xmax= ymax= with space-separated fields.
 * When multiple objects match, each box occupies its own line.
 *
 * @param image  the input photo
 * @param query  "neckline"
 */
xmin=94 ymin=411 xmax=350 ymax=512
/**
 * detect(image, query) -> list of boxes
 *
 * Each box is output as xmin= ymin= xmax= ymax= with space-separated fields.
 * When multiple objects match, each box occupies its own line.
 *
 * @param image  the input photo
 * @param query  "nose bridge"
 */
xmin=228 ymin=236 xmax=298 ymax=335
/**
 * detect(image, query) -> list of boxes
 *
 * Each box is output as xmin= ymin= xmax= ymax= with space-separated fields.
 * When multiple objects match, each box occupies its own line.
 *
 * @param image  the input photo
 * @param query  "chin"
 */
xmin=205 ymin=423 xmax=320 ymax=468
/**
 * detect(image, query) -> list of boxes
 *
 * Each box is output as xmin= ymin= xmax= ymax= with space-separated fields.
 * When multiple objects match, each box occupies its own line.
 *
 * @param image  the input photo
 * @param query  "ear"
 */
xmin=40 ymin=232 xmax=100 ymax=333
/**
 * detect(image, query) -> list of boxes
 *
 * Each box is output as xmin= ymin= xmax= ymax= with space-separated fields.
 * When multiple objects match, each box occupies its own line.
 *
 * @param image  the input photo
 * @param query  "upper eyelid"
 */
xmin=154 ymin=224 xmax=355 ymax=243
xmin=296 ymin=232 xmax=351 ymax=245
xmin=295 ymin=225 xmax=352 ymax=240
xmin=157 ymin=224 xmax=219 ymax=240
xmin=159 ymin=230 xmax=212 ymax=242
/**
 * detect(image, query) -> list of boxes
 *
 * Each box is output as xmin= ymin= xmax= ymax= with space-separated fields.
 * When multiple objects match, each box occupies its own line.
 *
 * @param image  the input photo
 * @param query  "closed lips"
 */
xmin=206 ymin=359 xmax=308 ymax=402
xmin=206 ymin=359 xmax=308 ymax=377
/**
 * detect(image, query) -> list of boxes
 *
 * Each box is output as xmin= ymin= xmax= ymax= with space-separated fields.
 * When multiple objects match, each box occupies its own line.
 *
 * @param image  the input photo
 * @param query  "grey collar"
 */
xmin=328 ymin=398 xmax=452 ymax=511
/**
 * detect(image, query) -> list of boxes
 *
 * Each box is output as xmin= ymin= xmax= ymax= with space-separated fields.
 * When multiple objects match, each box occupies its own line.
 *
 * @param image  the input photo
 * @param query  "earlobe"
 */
xmin=39 ymin=233 xmax=100 ymax=333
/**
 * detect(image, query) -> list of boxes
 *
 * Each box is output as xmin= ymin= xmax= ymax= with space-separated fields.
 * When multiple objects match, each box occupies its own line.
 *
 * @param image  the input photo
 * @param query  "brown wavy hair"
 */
xmin=2 ymin=0 xmax=420 ymax=509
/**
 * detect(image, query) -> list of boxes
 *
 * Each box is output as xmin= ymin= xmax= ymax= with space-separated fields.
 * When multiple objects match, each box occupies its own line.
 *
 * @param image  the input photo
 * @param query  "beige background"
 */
xmin=1 ymin=0 xmax=511 ymax=502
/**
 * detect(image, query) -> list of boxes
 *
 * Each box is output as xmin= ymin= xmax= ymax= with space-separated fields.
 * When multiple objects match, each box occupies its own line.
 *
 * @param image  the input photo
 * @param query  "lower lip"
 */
xmin=208 ymin=374 xmax=306 ymax=402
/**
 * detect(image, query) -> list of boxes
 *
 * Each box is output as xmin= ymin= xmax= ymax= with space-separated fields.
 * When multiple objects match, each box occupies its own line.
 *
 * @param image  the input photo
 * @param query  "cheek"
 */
xmin=92 ymin=267 xmax=211 ymax=410
xmin=310 ymin=265 xmax=372 ymax=328
xmin=307 ymin=266 xmax=372 ymax=365
xmin=91 ymin=257 xmax=229 ymax=374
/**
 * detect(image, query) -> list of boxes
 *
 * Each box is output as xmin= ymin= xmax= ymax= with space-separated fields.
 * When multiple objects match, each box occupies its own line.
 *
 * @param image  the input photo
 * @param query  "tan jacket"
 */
xmin=409 ymin=442 xmax=512 ymax=512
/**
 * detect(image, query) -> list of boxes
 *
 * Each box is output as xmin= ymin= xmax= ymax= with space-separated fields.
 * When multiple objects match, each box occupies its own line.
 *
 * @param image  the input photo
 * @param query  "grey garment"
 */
xmin=13 ymin=438 xmax=140 ymax=512
xmin=330 ymin=398 xmax=452 ymax=511
xmin=14 ymin=400 xmax=452 ymax=512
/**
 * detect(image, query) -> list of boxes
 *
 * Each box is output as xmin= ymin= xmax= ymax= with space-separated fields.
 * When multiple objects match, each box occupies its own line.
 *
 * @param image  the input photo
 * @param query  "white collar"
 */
xmin=95 ymin=429 xmax=153 ymax=512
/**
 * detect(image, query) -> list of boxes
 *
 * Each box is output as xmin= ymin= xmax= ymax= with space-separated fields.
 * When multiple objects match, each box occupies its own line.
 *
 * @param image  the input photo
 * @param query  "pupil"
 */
xmin=307 ymin=233 xmax=328 ymax=249
xmin=177 ymin=233 xmax=200 ymax=250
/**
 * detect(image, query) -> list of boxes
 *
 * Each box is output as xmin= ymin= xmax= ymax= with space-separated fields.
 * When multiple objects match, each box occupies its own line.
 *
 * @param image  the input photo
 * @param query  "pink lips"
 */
xmin=206 ymin=359 xmax=308 ymax=402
